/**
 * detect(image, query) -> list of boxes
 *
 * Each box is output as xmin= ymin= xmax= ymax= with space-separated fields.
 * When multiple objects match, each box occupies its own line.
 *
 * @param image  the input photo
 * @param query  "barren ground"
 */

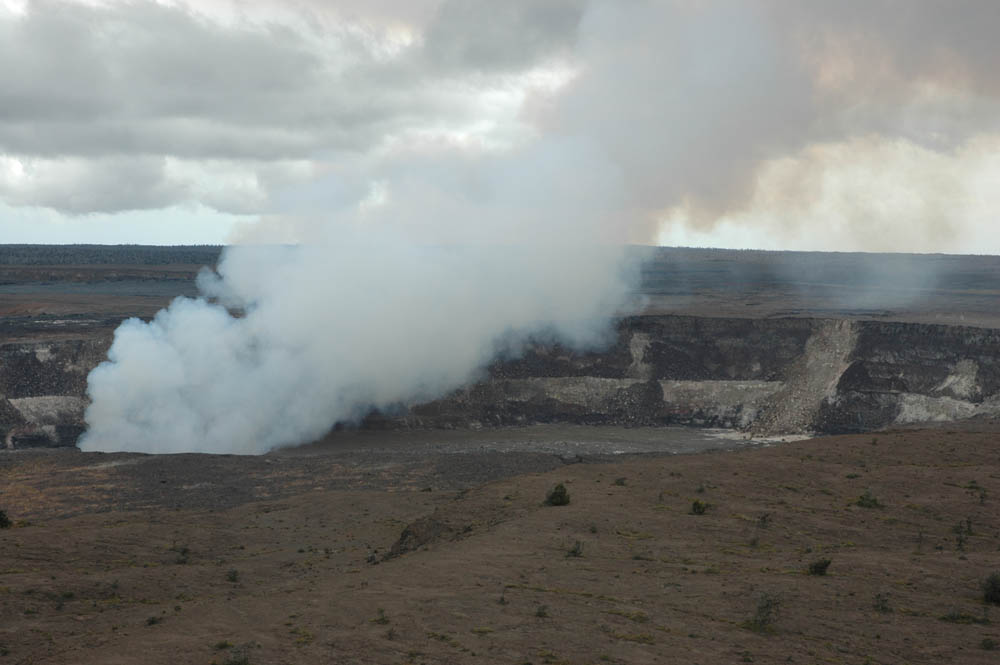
xmin=2 ymin=428 xmax=1000 ymax=664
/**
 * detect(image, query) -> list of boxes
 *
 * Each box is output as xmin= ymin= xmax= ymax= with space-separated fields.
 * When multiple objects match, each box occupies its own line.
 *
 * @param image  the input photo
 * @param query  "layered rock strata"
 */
xmin=4 ymin=316 xmax=1000 ymax=448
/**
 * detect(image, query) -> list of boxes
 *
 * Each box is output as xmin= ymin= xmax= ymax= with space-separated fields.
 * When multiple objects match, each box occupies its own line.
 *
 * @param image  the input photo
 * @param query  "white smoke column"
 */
xmin=79 ymin=229 xmax=633 ymax=454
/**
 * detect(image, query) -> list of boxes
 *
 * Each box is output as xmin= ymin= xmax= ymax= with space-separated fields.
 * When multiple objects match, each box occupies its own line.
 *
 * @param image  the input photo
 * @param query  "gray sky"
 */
xmin=2 ymin=0 xmax=999 ymax=252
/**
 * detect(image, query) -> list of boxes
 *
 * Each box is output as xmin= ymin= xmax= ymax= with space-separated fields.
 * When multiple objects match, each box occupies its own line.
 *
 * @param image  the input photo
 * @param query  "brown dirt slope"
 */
xmin=2 ymin=429 xmax=999 ymax=664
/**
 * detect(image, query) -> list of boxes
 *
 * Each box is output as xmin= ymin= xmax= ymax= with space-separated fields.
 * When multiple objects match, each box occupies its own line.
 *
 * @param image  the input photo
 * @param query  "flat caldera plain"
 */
xmin=2 ymin=426 xmax=999 ymax=664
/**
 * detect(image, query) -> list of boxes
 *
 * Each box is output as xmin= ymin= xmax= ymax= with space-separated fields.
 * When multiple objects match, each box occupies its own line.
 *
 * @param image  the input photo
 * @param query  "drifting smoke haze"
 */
xmin=0 ymin=0 xmax=995 ymax=452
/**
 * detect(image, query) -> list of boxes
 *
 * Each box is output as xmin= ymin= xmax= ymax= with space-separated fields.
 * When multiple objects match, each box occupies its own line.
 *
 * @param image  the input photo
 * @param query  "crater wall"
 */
xmin=4 ymin=316 xmax=1000 ymax=448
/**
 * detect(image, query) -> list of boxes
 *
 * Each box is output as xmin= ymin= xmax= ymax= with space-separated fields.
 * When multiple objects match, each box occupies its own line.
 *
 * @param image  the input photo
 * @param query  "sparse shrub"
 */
xmin=146 ymin=616 xmax=162 ymax=626
xmin=939 ymin=608 xmax=990 ymax=625
xmin=613 ymin=477 xmax=627 ymax=487
xmin=535 ymin=605 xmax=549 ymax=618
xmin=756 ymin=513 xmax=771 ymax=528
xmin=807 ymin=558 xmax=832 ymax=576
xmin=226 ymin=569 xmax=239 ymax=583
xmin=223 ymin=650 xmax=251 ymax=665
xmin=983 ymin=572 xmax=1000 ymax=605
xmin=566 ymin=541 xmax=584 ymax=558
xmin=873 ymin=592 xmax=891 ymax=613
xmin=371 ymin=608 xmax=390 ymax=625
xmin=0 ymin=510 xmax=11 ymax=529
xmin=690 ymin=500 xmax=707 ymax=515
xmin=172 ymin=544 xmax=191 ymax=564
xmin=214 ymin=641 xmax=234 ymax=650
xmin=982 ymin=638 xmax=997 ymax=651
xmin=545 ymin=484 xmax=570 ymax=506
xmin=855 ymin=489 xmax=882 ymax=509
xmin=953 ymin=525 xmax=967 ymax=551
xmin=744 ymin=592 xmax=781 ymax=633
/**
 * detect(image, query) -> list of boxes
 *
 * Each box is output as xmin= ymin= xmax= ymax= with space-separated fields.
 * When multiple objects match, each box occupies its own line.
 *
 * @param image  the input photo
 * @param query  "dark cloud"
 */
xmin=0 ymin=0 xmax=509 ymax=163
xmin=422 ymin=0 xmax=585 ymax=72
xmin=2 ymin=0 xmax=999 ymax=252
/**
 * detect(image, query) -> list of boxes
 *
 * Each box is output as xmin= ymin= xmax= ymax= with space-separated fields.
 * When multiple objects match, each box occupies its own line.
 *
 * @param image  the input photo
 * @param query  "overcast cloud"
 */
xmin=2 ymin=0 xmax=999 ymax=251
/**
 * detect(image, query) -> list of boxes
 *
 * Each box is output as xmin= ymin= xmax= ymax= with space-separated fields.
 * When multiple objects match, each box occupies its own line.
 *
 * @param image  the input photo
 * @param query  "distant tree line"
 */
xmin=0 ymin=244 xmax=224 ymax=266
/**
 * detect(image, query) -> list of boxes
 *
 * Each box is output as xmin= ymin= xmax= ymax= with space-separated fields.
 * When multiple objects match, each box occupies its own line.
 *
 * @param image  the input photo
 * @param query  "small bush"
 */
xmin=939 ymin=609 xmax=990 ymax=625
xmin=873 ymin=592 xmax=891 ymax=613
xmin=146 ymin=616 xmax=162 ymax=626
xmin=855 ymin=489 xmax=882 ymax=509
xmin=545 ymin=484 xmax=570 ymax=506
xmin=983 ymin=572 xmax=1000 ymax=605
xmin=744 ymin=592 xmax=781 ymax=633
xmin=535 ymin=605 xmax=549 ymax=618
xmin=690 ymin=500 xmax=707 ymax=515
xmin=172 ymin=544 xmax=191 ymax=565
xmin=371 ymin=608 xmax=389 ymax=625
xmin=983 ymin=638 xmax=997 ymax=651
xmin=223 ymin=651 xmax=251 ymax=665
xmin=0 ymin=510 xmax=11 ymax=529
xmin=613 ymin=477 xmax=627 ymax=487
xmin=566 ymin=541 xmax=584 ymax=558
xmin=807 ymin=558 xmax=832 ymax=576
xmin=226 ymin=569 xmax=239 ymax=583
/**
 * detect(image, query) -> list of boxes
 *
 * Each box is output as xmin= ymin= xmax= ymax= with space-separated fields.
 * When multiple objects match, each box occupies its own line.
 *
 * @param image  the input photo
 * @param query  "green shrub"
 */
xmin=983 ymin=572 xmax=1000 ymax=605
xmin=939 ymin=609 xmax=989 ymax=625
xmin=566 ymin=541 xmax=584 ymax=558
xmin=855 ymin=489 xmax=882 ymax=509
xmin=807 ymin=558 xmax=831 ymax=576
xmin=545 ymin=484 xmax=570 ymax=506
xmin=0 ymin=510 xmax=11 ymax=529
xmin=223 ymin=652 xmax=251 ymax=665
xmin=744 ymin=592 xmax=780 ymax=633
xmin=690 ymin=500 xmax=707 ymax=515
xmin=873 ymin=592 xmax=891 ymax=613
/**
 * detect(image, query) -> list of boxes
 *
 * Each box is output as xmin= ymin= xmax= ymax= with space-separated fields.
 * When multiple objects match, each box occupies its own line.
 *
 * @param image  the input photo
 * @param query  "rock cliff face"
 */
xmin=4 ymin=316 xmax=1000 ymax=448
xmin=385 ymin=316 xmax=1000 ymax=435
xmin=0 ymin=337 xmax=109 ymax=448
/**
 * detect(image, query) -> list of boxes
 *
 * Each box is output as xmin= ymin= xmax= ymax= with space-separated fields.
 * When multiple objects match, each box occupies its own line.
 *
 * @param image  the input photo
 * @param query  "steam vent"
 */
xmin=3 ymin=246 xmax=1000 ymax=449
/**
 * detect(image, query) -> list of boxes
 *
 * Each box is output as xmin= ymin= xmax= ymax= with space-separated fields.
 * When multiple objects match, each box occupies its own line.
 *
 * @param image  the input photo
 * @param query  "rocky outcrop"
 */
xmin=392 ymin=316 xmax=1000 ymax=435
xmin=0 ymin=337 xmax=109 ymax=448
xmin=815 ymin=321 xmax=1000 ymax=432
xmin=4 ymin=316 xmax=1000 ymax=447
